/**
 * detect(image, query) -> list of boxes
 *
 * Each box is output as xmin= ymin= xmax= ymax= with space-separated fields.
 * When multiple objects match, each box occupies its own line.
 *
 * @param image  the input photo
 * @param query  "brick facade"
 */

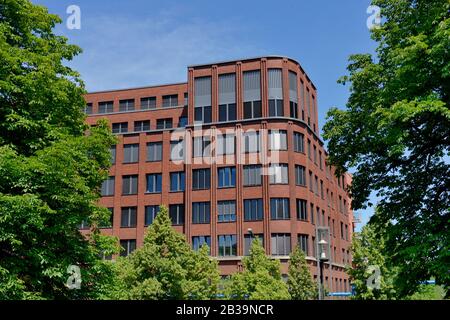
xmin=83 ymin=56 xmax=354 ymax=293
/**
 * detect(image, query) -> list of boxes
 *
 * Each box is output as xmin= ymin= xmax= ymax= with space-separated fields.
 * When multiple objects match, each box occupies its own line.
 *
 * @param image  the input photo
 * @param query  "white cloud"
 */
xmin=67 ymin=7 xmax=263 ymax=91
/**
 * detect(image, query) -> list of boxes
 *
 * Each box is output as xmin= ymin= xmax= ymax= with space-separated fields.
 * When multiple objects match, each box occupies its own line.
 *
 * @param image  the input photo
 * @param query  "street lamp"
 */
xmin=318 ymin=239 xmax=329 ymax=300
xmin=247 ymin=228 xmax=254 ymax=239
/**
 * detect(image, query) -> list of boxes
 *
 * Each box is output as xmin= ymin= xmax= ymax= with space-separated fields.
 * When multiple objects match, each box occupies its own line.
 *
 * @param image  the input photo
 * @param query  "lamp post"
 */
xmin=247 ymin=228 xmax=254 ymax=239
xmin=318 ymin=239 xmax=329 ymax=300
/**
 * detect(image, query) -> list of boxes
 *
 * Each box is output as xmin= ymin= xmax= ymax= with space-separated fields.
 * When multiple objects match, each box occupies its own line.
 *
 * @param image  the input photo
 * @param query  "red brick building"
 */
xmin=83 ymin=56 xmax=354 ymax=293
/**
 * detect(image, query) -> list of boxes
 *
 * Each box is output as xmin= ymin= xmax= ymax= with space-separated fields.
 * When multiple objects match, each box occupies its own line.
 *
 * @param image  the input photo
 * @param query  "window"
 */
xmin=243 ymin=100 xmax=262 ymax=119
xmin=307 ymin=139 xmax=312 ymax=160
xmin=218 ymin=235 xmax=237 ymax=257
xmin=312 ymin=236 xmax=316 ymax=257
xmin=134 ymin=120 xmax=150 ymax=132
xmin=309 ymin=170 xmax=313 ymax=191
xmin=243 ymin=70 xmax=261 ymax=119
xmin=184 ymin=92 xmax=188 ymax=106
xmin=345 ymin=224 xmax=349 ymax=241
xmin=310 ymin=203 xmax=315 ymax=224
xmin=110 ymin=145 xmax=116 ymax=164
xmin=293 ymin=132 xmax=304 ymax=153
xmin=244 ymin=198 xmax=263 ymax=221
xmin=242 ymin=131 xmax=260 ymax=153
xmin=121 ymin=207 xmax=137 ymax=228
xmin=341 ymin=222 xmax=344 ymax=239
xmin=271 ymin=233 xmax=291 ymax=256
xmin=112 ymin=122 xmax=128 ymax=134
xmin=270 ymin=198 xmax=290 ymax=220
xmin=300 ymin=80 xmax=305 ymax=119
xmin=192 ymin=236 xmax=211 ymax=252
xmin=217 ymin=200 xmax=236 ymax=222
xmin=147 ymin=142 xmax=162 ymax=162
xmin=319 ymin=151 xmax=323 ymax=170
xmin=146 ymin=173 xmax=162 ymax=193
xmin=169 ymin=204 xmax=184 ymax=225
xmin=194 ymin=77 xmax=212 ymax=123
xmin=218 ymin=167 xmax=236 ymax=188
xmin=218 ymin=73 xmax=236 ymax=122
xmin=320 ymin=180 xmax=324 ymax=199
xmin=269 ymin=99 xmax=284 ymax=117
xmin=119 ymin=99 xmax=135 ymax=111
xmin=315 ymin=175 xmax=319 ymax=195
xmin=84 ymin=103 xmax=93 ymax=115
xmin=269 ymin=164 xmax=288 ymax=184
xmin=120 ymin=239 xmax=136 ymax=257
xmin=268 ymin=68 xmax=283 ymax=117
xmin=289 ymin=100 xmax=298 ymax=119
xmin=297 ymin=199 xmax=308 ymax=220
xmin=298 ymin=234 xmax=309 ymax=255
xmin=313 ymin=145 xmax=317 ymax=164
xmin=170 ymin=140 xmax=184 ymax=161
xmin=244 ymin=234 xmax=264 ymax=256
xmin=99 ymin=208 xmax=113 ymax=228
xmin=306 ymin=89 xmax=311 ymax=125
xmin=162 ymin=94 xmax=178 ymax=108
xmin=269 ymin=130 xmax=287 ymax=150
xmin=295 ymin=165 xmax=306 ymax=186
xmin=289 ymin=71 xmax=299 ymax=118
xmin=192 ymin=202 xmax=210 ymax=224
xmin=194 ymin=105 xmax=212 ymax=124
xmin=98 ymin=101 xmax=114 ymax=113
xmin=192 ymin=168 xmax=210 ymax=190
xmin=122 ymin=175 xmax=138 ymax=195
xmin=101 ymin=176 xmax=115 ymax=196
xmin=123 ymin=144 xmax=139 ymax=163
xmin=216 ymin=134 xmax=235 ymax=155
xmin=219 ymin=103 xmax=236 ymax=122
xmin=193 ymin=136 xmax=211 ymax=157
xmin=178 ymin=116 xmax=188 ymax=128
xmin=170 ymin=171 xmax=185 ymax=192
xmin=331 ymin=192 xmax=335 ymax=209
xmin=140 ymin=96 xmax=156 ymax=110
xmin=243 ymin=165 xmax=262 ymax=186
xmin=156 ymin=118 xmax=172 ymax=129
xmin=144 ymin=205 xmax=159 ymax=226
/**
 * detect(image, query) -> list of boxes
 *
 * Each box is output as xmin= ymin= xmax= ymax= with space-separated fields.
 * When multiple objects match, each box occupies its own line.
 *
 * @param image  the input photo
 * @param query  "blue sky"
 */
xmin=34 ymin=0 xmax=379 ymax=230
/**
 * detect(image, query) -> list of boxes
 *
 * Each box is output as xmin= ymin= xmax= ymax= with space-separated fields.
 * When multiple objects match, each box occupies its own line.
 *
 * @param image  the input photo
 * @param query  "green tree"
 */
xmin=323 ymin=0 xmax=449 ymax=296
xmin=287 ymin=247 xmax=317 ymax=300
xmin=348 ymin=223 xmax=397 ymax=300
xmin=111 ymin=205 xmax=220 ymax=300
xmin=0 ymin=0 xmax=118 ymax=299
xmin=225 ymin=239 xmax=290 ymax=300
xmin=407 ymin=283 xmax=446 ymax=300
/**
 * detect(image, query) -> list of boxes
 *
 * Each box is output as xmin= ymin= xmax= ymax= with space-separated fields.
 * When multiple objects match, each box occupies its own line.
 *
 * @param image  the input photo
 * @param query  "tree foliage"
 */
xmin=287 ymin=246 xmax=317 ymax=300
xmin=407 ymin=283 xmax=446 ymax=300
xmin=225 ymin=239 xmax=290 ymax=300
xmin=0 ymin=0 xmax=118 ymax=299
xmin=323 ymin=0 xmax=450 ymax=296
xmin=348 ymin=222 xmax=397 ymax=300
xmin=111 ymin=205 xmax=220 ymax=300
